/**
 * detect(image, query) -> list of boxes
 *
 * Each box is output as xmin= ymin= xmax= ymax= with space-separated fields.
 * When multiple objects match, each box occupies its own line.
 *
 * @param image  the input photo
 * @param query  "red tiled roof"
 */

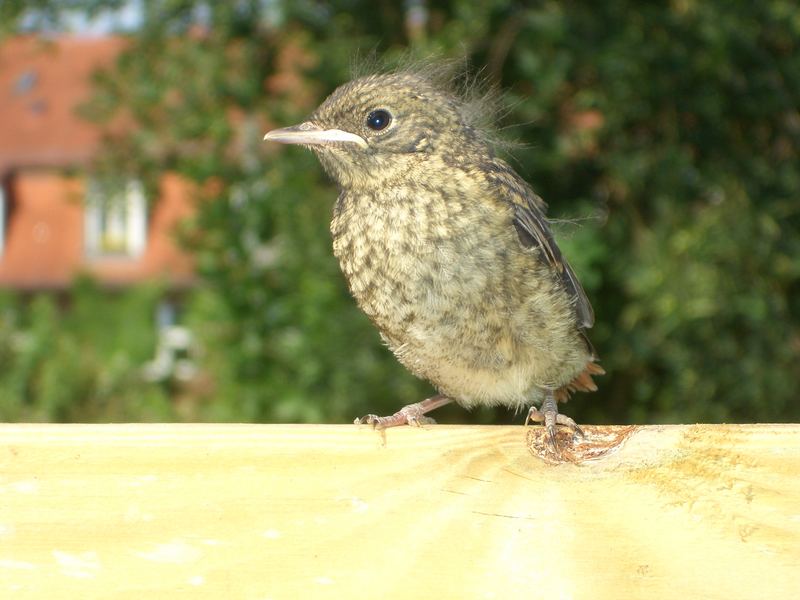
xmin=0 ymin=35 xmax=128 ymax=173
xmin=0 ymin=35 xmax=195 ymax=289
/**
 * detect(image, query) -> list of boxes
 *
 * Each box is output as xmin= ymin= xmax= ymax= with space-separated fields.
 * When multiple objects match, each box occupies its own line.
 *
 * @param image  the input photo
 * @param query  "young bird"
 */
xmin=264 ymin=67 xmax=603 ymax=451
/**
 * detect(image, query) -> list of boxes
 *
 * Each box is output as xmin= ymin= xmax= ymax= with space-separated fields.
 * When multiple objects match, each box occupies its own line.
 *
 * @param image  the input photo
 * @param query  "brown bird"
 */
xmin=264 ymin=66 xmax=603 ymax=451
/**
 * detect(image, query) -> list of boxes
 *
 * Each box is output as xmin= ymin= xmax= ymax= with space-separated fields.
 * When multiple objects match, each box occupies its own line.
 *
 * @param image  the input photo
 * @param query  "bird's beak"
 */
xmin=263 ymin=122 xmax=368 ymax=149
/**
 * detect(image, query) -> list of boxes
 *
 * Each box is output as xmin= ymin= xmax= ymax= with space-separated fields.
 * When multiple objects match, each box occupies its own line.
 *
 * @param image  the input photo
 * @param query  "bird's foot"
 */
xmin=355 ymin=394 xmax=452 ymax=429
xmin=356 ymin=411 xmax=436 ymax=429
xmin=525 ymin=391 xmax=584 ymax=453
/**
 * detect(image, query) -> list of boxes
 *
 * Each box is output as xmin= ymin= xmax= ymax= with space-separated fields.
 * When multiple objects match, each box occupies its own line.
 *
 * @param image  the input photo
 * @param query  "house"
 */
xmin=0 ymin=34 xmax=195 ymax=290
xmin=0 ymin=35 xmax=197 ymax=381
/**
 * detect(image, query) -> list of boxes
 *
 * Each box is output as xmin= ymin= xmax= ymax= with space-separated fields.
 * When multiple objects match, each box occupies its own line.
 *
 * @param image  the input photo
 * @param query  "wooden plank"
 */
xmin=0 ymin=424 xmax=798 ymax=599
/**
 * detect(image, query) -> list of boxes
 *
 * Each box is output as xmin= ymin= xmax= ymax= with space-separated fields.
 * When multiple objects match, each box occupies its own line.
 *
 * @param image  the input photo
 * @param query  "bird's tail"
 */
xmin=555 ymin=360 xmax=605 ymax=403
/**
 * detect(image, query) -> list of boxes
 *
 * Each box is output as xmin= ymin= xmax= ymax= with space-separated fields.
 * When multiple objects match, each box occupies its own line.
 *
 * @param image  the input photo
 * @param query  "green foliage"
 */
xmin=4 ymin=1 xmax=799 ymax=424
xmin=482 ymin=2 xmax=800 ymax=423
xmin=180 ymin=159 xmax=433 ymax=423
xmin=0 ymin=279 xmax=174 ymax=421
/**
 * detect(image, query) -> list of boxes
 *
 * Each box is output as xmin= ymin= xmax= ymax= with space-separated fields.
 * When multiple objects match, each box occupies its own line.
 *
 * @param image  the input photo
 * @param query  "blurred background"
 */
xmin=0 ymin=1 xmax=797 ymax=425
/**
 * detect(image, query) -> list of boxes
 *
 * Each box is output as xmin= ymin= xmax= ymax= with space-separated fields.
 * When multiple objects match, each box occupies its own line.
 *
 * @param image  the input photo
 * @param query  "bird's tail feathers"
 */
xmin=555 ymin=360 xmax=605 ymax=403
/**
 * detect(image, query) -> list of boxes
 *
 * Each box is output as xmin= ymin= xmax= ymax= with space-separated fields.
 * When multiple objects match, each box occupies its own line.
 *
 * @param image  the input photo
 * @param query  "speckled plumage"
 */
xmin=264 ymin=68 xmax=602 ymax=444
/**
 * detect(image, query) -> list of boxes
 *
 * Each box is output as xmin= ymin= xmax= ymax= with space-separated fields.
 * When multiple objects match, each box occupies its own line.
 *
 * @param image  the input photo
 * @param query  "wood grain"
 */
xmin=1 ymin=424 xmax=798 ymax=599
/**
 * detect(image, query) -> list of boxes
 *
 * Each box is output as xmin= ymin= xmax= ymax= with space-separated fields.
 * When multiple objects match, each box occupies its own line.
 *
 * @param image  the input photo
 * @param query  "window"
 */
xmin=84 ymin=179 xmax=147 ymax=258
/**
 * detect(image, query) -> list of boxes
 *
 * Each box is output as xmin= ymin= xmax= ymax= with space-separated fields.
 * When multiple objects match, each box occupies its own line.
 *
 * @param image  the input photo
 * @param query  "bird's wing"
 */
xmin=486 ymin=159 xmax=595 ymax=329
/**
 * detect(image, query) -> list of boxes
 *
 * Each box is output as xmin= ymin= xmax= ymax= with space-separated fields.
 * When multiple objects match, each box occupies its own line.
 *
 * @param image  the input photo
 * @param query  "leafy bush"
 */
xmin=3 ymin=1 xmax=798 ymax=424
xmin=0 ymin=279 xmax=174 ymax=421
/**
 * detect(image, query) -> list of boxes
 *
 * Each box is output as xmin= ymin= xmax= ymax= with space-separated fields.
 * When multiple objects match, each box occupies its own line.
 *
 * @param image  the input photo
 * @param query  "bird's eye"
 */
xmin=366 ymin=109 xmax=392 ymax=131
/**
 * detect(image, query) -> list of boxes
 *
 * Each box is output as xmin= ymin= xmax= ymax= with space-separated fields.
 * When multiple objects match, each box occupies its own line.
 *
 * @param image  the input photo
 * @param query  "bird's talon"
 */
xmin=353 ymin=395 xmax=450 ymax=431
xmin=527 ymin=392 xmax=583 ymax=453
xmin=401 ymin=404 xmax=437 ymax=427
xmin=524 ymin=407 xmax=544 ymax=427
xmin=547 ymin=427 xmax=558 ymax=451
xmin=355 ymin=414 xmax=383 ymax=429
xmin=554 ymin=413 xmax=584 ymax=438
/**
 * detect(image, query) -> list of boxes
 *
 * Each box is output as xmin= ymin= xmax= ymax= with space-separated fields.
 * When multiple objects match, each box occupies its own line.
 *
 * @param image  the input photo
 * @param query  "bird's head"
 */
xmin=264 ymin=71 xmax=492 ymax=190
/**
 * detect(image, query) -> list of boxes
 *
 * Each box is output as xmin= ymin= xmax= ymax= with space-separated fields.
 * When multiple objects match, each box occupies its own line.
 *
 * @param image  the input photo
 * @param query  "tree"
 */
xmin=3 ymin=1 xmax=799 ymax=424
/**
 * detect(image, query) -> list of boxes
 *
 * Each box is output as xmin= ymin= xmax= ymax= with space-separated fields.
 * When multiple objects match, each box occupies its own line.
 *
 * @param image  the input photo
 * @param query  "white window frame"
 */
xmin=84 ymin=179 xmax=147 ymax=259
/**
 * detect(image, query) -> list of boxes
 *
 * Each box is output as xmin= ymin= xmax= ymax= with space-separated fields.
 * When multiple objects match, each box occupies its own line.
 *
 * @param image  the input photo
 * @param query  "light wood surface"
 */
xmin=1 ymin=423 xmax=798 ymax=599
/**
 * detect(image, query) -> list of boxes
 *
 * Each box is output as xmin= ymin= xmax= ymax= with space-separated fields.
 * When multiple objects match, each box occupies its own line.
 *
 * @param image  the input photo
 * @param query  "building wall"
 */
xmin=0 ymin=170 xmax=195 ymax=290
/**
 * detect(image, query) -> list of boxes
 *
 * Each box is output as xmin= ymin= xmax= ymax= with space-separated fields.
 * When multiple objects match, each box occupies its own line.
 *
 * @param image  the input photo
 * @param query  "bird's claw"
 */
xmin=355 ymin=409 xmax=436 ymax=429
xmin=354 ymin=395 xmax=450 ymax=430
xmin=525 ymin=399 xmax=583 ymax=453
xmin=354 ymin=413 xmax=389 ymax=428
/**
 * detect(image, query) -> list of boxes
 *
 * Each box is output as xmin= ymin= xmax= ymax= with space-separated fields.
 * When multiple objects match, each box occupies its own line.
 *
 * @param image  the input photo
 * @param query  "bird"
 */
xmin=263 ymin=65 xmax=603 ymax=452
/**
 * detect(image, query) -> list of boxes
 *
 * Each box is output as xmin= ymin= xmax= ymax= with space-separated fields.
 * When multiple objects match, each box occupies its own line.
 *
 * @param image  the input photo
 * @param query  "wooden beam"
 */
xmin=1 ymin=424 xmax=798 ymax=598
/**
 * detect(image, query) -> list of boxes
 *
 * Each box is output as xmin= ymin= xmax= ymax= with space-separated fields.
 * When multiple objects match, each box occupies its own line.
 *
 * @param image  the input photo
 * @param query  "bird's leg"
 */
xmin=525 ymin=390 xmax=584 ymax=450
xmin=355 ymin=394 xmax=452 ymax=429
